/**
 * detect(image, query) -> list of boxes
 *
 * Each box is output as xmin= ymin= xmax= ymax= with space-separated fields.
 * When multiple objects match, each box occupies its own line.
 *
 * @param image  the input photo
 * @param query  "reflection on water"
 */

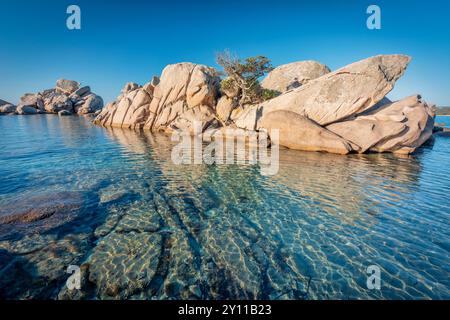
xmin=0 ymin=115 xmax=448 ymax=299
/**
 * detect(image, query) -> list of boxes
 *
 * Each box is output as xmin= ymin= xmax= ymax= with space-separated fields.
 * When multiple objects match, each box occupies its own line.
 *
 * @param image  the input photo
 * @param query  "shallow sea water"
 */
xmin=0 ymin=114 xmax=449 ymax=299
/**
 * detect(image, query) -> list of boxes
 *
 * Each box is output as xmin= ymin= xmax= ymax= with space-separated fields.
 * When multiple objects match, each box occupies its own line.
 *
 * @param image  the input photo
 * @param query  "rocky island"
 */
xmin=0 ymin=79 xmax=103 ymax=116
xmin=1 ymin=54 xmax=437 ymax=155
xmin=93 ymin=54 xmax=436 ymax=155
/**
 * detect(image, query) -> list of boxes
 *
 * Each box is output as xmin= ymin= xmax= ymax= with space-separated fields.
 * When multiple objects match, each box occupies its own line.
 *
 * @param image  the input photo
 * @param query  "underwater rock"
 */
xmin=0 ymin=191 xmax=93 ymax=240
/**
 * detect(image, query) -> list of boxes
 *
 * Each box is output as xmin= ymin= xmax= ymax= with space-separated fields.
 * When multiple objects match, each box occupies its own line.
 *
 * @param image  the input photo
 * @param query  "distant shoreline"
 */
xmin=436 ymin=107 xmax=450 ymax=116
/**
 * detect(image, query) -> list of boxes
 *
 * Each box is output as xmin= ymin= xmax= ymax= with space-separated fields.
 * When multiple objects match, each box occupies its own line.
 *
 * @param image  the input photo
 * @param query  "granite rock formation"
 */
xmin=0 ymin=80 xmax=103 ymax=116
xmin=93 ymin=55 xmax=436 ymax=155
xmin=261 ymin=60 xmax=331 ymax=93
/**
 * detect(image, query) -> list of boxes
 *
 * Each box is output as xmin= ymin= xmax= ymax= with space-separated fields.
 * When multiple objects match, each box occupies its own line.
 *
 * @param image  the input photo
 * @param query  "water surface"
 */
xmin=0 ymin=115 xmax=449 ymax=299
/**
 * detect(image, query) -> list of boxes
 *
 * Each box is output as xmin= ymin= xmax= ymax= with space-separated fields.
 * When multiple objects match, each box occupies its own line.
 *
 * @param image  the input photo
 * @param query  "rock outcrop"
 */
xmin=95 ymin=63 xmax=220 ymax=133
xmin=94 ymin=81 xmax=155 ymax=129
xmin=0 ymin=99 xmax=13 ymax=107
xmin=260 ymin=110 xmax=353 ymax=154
xmin=326 ymin=95 xmax=435 ymax=154
xmin=261 ymin=60 xmax=330 ymax=93
xmin=365 ymin=95 xmax=434 ymax=154
xmin=0 ymin=103 xmax=16 ymax=114
xmin=144 ymin=63 xmax=220 ymax=133
xmin=93 ymin=55 xmax=436 ymax=155
xmin=234 ymin=55 xmax=412 ymax=130
xmin=16 ymin=105 xmax=38 ymax=115
xmin=56 ymin=79 xmax=80 ymax=94
xmin=1 ymin=79 xmax=103 ymax=116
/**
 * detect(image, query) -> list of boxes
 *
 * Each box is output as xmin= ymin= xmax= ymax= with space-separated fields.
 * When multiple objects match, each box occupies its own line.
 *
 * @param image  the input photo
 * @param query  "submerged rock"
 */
xmin=0 ymin=191 xmax=93 ymax=240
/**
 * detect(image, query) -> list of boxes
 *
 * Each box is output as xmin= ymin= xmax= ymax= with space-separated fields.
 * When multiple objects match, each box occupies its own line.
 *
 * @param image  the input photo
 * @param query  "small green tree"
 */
xmin=216 ymin=50 xmax=276 ymax=105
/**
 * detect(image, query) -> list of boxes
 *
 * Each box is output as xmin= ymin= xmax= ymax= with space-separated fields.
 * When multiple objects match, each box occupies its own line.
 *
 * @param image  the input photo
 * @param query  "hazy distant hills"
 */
xmin=436 ymin=107 xmax=450 ymax=115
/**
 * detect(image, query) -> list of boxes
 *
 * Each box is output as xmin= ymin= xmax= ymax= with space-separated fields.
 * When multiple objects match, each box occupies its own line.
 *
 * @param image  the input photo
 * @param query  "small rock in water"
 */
xmin=58 ymin=110 xmax=72 ymax=116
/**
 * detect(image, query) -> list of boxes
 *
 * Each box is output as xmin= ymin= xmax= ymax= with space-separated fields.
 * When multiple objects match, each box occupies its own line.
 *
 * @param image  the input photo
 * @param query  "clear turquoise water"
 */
xmin=0 ymin=114 xmax=449 ymax=300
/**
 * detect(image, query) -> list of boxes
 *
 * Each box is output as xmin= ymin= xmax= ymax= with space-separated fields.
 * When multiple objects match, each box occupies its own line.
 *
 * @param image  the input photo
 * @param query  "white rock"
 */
xmin=261 ymin=60 xmax=330 ymax=92
xmin=235 ymin=55 xmax=412 ymax=130
xmin=56 ymin=79 xmax=80 ymax=94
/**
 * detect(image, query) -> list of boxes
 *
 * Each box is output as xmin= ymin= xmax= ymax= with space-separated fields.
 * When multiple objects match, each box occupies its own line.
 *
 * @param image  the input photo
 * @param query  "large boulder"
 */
xmin=0 ymin=104 xmax=16 ymax=114
xmin=220 ymin=77 xmax=241 ymax=99
xmin=19 ymin=93 xmax=44 ymax=111
xmin=143 ymin=63 xmax=220 ymax=133
xmin=73 ymin=86 xmax=91 ymax=97
xmin=115 ymin=89 xmax=151 ymax=128
xmin=58 ymin=110 xmax=72 ymax=116
xmin=122 ymin=82 xmax=140 ymax=94
xmin=95 ymin=63 xmax=220 ymax=133
xmin=16 ymin=105 xmax=38 ymax=115
xmin=44 ymin=93 xmax=73 ymax=113
xmin=234 ymin=55 xmax=411 ymax=130
xmin=327 ymin=95 xmax=435 ymax=154
xmin=94 ymin=102 xmax=118 ymax=126
xmin=327 ymin=117 xmax=407 ymax=153
xmin=142 ymin=76 xmax=159 ymax=95
xmin=94 ymin=84 xmax=152 ymax=129
xmin=56 ymin=79 xmax=80 ymax=94
xmin=261 ymin=60 xmax=330 ymax=93
xmin=0 ymin=99 xmax=11 ymax=106
xmin=216 ymin=96 xmax=237 ymax=123
xmin=259 ymin=110 xmax=353 ymax=154
xmin=369 ymin=95 xmax=435 ymax=154
xmin=75 ymin=93 xmax=103 ymax=114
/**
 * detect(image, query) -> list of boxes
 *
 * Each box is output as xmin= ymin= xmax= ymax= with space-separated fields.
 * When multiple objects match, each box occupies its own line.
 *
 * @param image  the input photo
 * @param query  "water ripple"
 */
xmin=0 ymin=115 xmax=449 ymax=300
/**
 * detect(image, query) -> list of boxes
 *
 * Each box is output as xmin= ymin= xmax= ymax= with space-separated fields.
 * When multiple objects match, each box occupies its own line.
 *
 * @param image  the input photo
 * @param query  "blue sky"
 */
xmin=1 ymin=0 xmax=449 ymax=105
